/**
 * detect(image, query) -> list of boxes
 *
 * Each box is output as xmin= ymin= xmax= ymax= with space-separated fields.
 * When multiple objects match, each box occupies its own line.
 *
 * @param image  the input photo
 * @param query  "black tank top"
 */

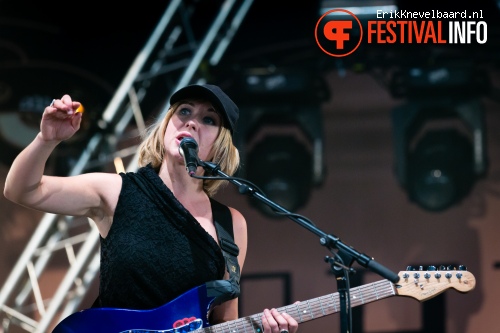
xmin=96 ymin=165 xmax=225 ymax=310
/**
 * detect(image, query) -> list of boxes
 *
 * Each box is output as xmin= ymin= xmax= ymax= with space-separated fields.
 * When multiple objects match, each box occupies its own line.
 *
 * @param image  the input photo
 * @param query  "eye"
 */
xmin=203 ymin=115 xmax=217 ymax=126
xmin=178 ymin=107 xmax=191 ymax=117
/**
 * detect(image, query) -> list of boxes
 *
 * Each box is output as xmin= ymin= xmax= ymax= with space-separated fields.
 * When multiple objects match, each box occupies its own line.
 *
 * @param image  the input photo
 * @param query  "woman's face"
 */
xmin=163 ymin=99 xmax=222 ymax=165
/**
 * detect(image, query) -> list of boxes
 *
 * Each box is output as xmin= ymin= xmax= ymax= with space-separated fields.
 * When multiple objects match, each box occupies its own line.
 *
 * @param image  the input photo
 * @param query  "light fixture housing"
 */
xmin=227 ymin=67 xmax=329 ymax=217
xmin=407 ymin=128 xmax=474 ymax=211
xmin=246 ymin=135 xmax=313 ymax=216
xmin=392 ymin=98 xmax=488 ymax=212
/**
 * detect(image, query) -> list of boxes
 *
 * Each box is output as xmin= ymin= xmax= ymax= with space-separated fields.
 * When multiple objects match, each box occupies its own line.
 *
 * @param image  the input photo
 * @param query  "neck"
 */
xmin=158 ymin=161 xmax=205 ymax=198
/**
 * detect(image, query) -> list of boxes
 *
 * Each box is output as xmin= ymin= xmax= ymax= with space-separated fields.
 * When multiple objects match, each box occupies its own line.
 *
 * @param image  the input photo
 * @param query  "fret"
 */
xmin=317 ymin=295 xmax=327 ymax=316
xmin=206 ymin=315 xmax=259 ymax=333
xmin=376 ymin=280 xmax=393 ymax=299
xmin=372 ymin=282 xmax=380 ymax=300
xmin=285 ymin=302 xmax=301 ymax=324
xmin=233 ymin=318 xmax=245 ymax=333
xmin=356 ymin=285 xmax=365 ymax=305
xmin=295 ymin=300 xmax=313 ymax=323
xmin=205 ymin=321 xmax=225 ymax=333
xmin=226 ymin=316 xmax=239 ymax=333
xmin=304 ymin=299 xmax=315 ymax=321
xmin=247 ymin=314 xmax=263 ymax=333
xmin=328 ymin=292 xmax=339 ymax=314
xmin=359 ymin=283 xmax=374 ymax=304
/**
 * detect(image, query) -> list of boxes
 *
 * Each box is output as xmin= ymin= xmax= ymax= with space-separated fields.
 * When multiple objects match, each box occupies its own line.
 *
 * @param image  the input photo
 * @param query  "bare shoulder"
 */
xmin=83 ymin=172 xmax=123 ymax=206
xmin=228 ymin=207 xmax=247 ymax=230
xmin=86 ymin=172 xmax=122 ymax=188
xmin=74 ymin=172 xmax=122 ymax=196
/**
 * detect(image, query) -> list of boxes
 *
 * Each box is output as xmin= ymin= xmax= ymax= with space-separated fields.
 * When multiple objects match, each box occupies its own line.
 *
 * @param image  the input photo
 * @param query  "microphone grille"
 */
xmin=180 ymin=137 xmax=198 ymax=151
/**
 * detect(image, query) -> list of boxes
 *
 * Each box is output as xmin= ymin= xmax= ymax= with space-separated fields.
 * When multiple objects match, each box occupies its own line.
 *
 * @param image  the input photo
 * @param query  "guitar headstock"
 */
xmin=395 ymin=265 xmax=476 ymax=301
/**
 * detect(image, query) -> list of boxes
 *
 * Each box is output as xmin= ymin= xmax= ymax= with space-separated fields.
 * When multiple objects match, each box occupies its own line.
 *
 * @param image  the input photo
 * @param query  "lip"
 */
xmin=176 ymin=132 xmax=193 ymax=145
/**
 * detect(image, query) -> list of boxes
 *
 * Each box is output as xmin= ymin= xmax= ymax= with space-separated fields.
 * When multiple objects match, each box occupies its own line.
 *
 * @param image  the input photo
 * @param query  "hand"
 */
xmin=261 ymin=308 xmax=298 ymax=333
xmin=40 ymin=94 xmax=83 ymax=142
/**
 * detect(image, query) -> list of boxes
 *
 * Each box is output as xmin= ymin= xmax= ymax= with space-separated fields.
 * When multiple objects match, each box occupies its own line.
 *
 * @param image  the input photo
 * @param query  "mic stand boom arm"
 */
xmin=199 ymin=161 xmax=400 ymax=333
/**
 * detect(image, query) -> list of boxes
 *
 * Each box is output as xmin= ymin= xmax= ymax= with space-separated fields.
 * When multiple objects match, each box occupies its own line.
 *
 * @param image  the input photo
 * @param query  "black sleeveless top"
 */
xmin=96 ymin=165 xmax=226 ymax=310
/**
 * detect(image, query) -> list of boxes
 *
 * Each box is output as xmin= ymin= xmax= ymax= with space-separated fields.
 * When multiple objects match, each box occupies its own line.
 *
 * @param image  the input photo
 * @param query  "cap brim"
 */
xmin=171 ymin=86 xmax=228 ymax=126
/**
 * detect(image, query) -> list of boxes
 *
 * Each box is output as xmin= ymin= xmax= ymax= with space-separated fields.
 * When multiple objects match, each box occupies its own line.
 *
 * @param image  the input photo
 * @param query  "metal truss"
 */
xmin=0 ymin=1 xmax=254 ymax=332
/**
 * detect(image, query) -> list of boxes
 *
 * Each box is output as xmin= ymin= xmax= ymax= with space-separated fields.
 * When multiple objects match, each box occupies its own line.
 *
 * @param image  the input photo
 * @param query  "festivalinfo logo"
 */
xmin=315 ymin=8 xmax=487 ymax=57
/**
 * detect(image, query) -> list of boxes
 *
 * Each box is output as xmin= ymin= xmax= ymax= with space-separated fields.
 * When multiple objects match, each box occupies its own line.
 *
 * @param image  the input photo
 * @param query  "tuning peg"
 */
xmin=428 ymin=265 xmax=436 ymax=271
xmin=406 ymin=266 xmax=414 ymax=271
xmin=438 ymin=265 xmax=446 ymax=270
xmin=447 ymin=265 xmax=456 ymax=270
xmin=458 ymin=265 xmax=467 ymax=271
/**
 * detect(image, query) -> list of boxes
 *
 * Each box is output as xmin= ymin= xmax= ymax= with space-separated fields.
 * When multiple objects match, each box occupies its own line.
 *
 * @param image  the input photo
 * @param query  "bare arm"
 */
xmin=3 ymin=95 xmax=120 ymax=236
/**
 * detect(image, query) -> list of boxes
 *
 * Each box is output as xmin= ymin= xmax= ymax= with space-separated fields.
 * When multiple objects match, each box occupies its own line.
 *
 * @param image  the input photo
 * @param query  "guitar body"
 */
xmin=53 ymin=284 xmax=214 ymax=333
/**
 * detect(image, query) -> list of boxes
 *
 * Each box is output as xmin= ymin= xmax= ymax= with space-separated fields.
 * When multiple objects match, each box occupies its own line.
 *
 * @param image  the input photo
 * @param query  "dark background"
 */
xmin=2 ymin=0 xmax=499 ymax=86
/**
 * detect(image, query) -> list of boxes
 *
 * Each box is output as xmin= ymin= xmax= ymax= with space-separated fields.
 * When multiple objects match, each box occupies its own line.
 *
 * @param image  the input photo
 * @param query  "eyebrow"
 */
xmin=179 ymin=101 xmax=220 ymax=118
xmin=180 ymin=100 xmax=216 ymax=111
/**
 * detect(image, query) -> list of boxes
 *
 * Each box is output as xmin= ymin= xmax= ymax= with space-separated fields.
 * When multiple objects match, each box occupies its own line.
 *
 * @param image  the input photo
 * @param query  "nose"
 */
xmin=185 ymin=118 xmax=198 ymax=130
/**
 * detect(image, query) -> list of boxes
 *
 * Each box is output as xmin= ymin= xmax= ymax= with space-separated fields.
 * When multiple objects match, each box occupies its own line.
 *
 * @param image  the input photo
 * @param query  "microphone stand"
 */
xmin=199 ymin=161 xmax=400 ymax=333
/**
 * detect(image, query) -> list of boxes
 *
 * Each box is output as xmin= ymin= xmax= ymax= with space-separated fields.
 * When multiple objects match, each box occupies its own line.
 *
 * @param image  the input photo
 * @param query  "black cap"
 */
xmin=170 ymin=84 xmax=239 ymax=133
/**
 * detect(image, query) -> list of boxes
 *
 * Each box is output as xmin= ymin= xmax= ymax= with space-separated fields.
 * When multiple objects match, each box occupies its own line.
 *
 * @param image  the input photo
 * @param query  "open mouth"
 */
xmin=176 ymin=134 xmax=196 ymax=147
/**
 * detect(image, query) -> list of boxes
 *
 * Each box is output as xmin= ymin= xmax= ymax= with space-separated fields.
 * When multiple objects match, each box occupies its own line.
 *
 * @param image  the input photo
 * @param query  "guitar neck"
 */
xmin=208 ymin=279 xmax=395 ymax=333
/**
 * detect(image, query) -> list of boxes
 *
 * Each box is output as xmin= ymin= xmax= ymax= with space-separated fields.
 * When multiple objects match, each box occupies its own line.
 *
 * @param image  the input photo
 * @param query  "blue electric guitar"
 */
xmin=52 ymin=267 xmax=475 ymax=333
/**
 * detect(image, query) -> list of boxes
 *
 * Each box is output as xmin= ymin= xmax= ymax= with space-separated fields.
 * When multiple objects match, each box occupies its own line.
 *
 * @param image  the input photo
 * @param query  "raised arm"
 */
xmin=3 ymin=95 xmax=120 ymax=236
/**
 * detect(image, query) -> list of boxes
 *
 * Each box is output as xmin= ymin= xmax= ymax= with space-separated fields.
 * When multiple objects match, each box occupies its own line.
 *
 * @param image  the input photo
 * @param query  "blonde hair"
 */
xmin=137 ymin=101 xmax=240 ymax=197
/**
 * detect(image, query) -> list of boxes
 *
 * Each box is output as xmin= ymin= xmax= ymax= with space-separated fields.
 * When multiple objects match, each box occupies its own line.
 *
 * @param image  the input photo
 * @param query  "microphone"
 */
xmin=179 ymin=137 xmax=200 ymax=176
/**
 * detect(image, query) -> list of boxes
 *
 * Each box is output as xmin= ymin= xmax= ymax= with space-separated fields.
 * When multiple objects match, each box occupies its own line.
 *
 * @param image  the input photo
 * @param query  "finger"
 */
xmin=61 ymin=94 xmax=73 ymax=105
xmin=281 ymin=312 xmax=298 ymax=333
xmin=52 ymin=100 xmax=81 ymax=118
xmin=262 ymin=309 xmax=279 ymax=333
xmin=73 ymin=101 xmax=84 ymax=113
xmin=59 ymin=95 xmax=78 ymax=114
xmin=47 ymin=98 xmax=67 ymax=113
xmin=261 ymin=309 xmax=270 ymax=332
xmin=270 ymin=309 xmax=289 ymax=333
xmin=48 ymin=98 xmax=62 ymax=111
xmin=71 ymin=111 xmax=82 ymax=130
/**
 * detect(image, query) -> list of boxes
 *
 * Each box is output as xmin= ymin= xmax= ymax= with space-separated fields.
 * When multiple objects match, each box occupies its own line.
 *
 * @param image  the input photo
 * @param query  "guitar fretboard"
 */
xmin=204 ymin=279 xmax=396 ymax=333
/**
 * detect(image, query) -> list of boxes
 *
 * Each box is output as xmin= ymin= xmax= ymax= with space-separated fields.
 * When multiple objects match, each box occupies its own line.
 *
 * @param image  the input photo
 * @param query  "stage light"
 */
xmin=246 ymin=135 xmax=313 ymax=217
xmin=237 ymin=104 xmax=326 ymax=217
xmin=227 ymin=66 xmax=329 ymax=217
xmin=407 ymin=128 xmax=475 ymax=211
xmin=392 ymin=98 xmax=488 ymax=212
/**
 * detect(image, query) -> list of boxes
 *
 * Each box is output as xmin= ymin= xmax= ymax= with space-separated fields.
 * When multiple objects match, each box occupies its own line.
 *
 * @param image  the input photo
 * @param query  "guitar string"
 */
xmin=202 ymin=279 xmax=396 ymax=333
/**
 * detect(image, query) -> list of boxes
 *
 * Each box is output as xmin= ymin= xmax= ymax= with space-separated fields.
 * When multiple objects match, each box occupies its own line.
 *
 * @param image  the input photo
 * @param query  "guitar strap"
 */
xmin=207 ymin=198 xmax=241 ymax=304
